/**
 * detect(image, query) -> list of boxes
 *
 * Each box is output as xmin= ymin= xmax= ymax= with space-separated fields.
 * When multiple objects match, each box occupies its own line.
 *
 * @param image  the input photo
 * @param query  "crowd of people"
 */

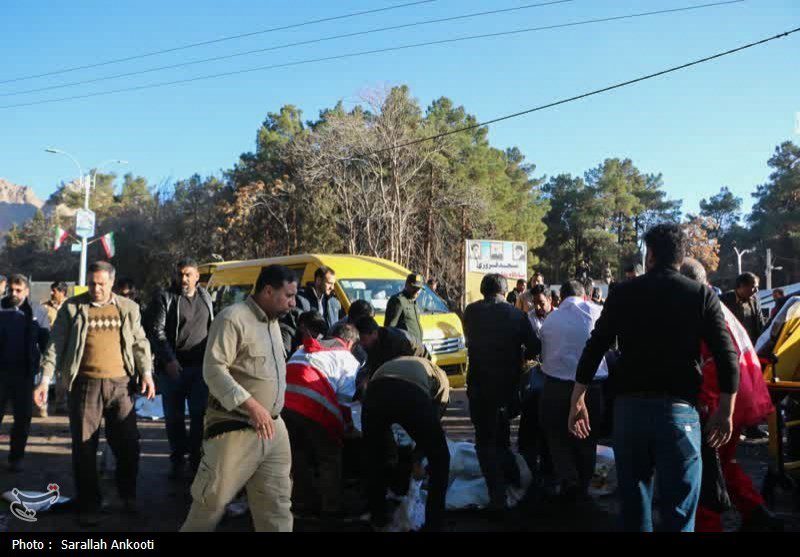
xmin=0 ymin=221 xmax=793 ymax=532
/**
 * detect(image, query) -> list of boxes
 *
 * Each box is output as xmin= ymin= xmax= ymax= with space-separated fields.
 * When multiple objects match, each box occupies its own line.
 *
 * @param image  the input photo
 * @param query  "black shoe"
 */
xmin=740 ymin=505 xmax=784 ymax=532
xmin=740 ymin=426 xmax=769 ymax=444
xmin=7 ymin=460 xmax=23 ymax=473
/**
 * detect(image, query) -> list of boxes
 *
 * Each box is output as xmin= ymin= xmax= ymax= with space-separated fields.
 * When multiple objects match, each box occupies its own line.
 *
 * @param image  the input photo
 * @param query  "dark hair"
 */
xmin=774 ymin=288 xmax=785 ymax=297
xmin=348 ymin=299 xmax=374 ymax=321
xmin=480 ymin=273 xmax=507 ymax=298
xmin=680 ymin=257 xmax=707 ymax=285
xmin=176 ymin=257 xmax=199 ymax=270
xmin=88 ymin=261 xmax=116 ymax=278
xmin=255 ymin=265 xmax=298 ymax=293
xmin=531 ymin=284 xmax=548 ymax=297
xmin=643 ymin=224 xmax=686 ymax=268
xmin=298 ymin=310 xmax=328 ymax=339
xmin=516 ymin=279 xmax=526 ymax=286
xmin=354 ymin=315 xmax=380 ymax=335
xmin=735 ymin=272 xmax=758 ymax=288
xmin=330 ymin=322 xmax=359 ymax=345
xmin=560 ymin=280 xmax=585 ymax=299
xmin=624 ymin=263 xmax=644 ymax=276
xmin=314 ymin=266 xmax=335 ymax=280
xmin=427 ymin=278 xmax=438 ymax=286
xmin=116 ymin=277 xmax=136 ymax=290
xmin=51 ymin=281 xmax=68 ymax=294
xmin=8 ymin=274 xmax=29 ymax=288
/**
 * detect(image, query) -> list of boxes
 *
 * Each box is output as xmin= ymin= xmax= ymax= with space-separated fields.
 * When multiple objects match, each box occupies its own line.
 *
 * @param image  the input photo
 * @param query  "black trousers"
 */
xmin=517 ymin=375 xmax=553 ymax=477
xmin=468 ymin=393 xmax=520 ymax=510
xmin=283 ymin=409 xmax=342 ymax=516
xmin=363 ymin=379 xmax=450 ymax=530
xmin=539 ymin=377 xmax=605 ymax=496
xmin=0 ymin=372 xmax=34 ymax=464
xmin=69 ymin=376 xmax=140 ymax=512
xmin=159 ymin=365 xmax=208 ymax=470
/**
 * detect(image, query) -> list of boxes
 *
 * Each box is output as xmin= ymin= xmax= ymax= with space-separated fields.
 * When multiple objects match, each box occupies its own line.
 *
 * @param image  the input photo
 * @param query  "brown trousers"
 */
xmin=69 ymin=375 xmax=140 ymax=512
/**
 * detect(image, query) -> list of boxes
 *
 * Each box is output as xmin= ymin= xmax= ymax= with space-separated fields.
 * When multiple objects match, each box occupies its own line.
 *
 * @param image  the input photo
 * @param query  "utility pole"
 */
xmin=765 ymin=248 xmax=783 ymax=291
xmin=734 ymin=246 xmax=754 ymax=275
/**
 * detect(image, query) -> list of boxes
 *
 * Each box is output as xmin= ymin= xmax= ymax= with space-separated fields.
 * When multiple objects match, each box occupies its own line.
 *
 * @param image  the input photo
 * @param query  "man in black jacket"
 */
xmin=146 ymin=258 xmax=214 ymax=478
xmin=463 ymin=273 xmax=541 ymax=514
xmin=0 ymin=274 xmax=50 ymax=472
xmin=720 ymin=272 xmax=766 ymax=344
xmin=296 ymin=266 xmax=342 ymax=330
xmin=568 ymin=224 xmax=739 ymax=532
xmin=355 ymin=317 xmax=430 ymax=382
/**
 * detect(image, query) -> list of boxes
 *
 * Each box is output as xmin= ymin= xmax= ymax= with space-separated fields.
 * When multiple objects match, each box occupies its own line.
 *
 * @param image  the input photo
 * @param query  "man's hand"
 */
xmin=165 ymin=360 xmax=181 ymax=381
xmin=140 ymin=375 xmax=156 ymax=400
xmin=568 ymin=383 xmax=591 ymax=439
xmin=241 ymin=397 xmax=275 ymax=440
xmin=705 ymin=393 xmax=735 ymax=449
xmin=33 ymin=383 xmax=49 ymax=408
xmin=569 ymin=398 xmax=592 ymax=439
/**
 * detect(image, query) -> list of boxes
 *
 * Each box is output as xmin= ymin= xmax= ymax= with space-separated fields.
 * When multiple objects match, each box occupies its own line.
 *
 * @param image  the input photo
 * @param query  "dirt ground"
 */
xmin=1 ymin=388 xmax=799 ymax=533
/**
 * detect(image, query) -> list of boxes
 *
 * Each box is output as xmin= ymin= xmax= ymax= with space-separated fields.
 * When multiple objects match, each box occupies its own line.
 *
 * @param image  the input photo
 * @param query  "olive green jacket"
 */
xmin=384 ymin=290 xmax=423 ymax=342
xmin=40 ymin=293 xmax=152 ymax=389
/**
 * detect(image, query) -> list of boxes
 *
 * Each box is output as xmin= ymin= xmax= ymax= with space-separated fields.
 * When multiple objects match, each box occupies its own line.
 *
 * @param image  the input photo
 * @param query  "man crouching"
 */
xmin=181 ymin=265 xmax=297 ymax=532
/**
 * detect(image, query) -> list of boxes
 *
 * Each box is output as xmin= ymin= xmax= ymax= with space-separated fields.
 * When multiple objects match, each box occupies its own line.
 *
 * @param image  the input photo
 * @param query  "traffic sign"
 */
xmin=70 ymin=243 xmax=82 ymax=253
xmin=75 ymin=209 xmax=95 ymax=238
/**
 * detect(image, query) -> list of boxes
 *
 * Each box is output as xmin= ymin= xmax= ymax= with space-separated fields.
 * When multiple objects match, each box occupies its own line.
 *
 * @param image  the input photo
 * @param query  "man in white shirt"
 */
xmin=538 ymin=279 xmax=608 ymax=504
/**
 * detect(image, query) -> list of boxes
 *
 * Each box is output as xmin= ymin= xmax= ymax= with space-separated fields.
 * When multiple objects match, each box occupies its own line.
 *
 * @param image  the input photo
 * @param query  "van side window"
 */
xmin=284 ymin=264 xmax=307 ymax=287
xmin=208 ymin=286 xmax=225 ymax=314
xmin=219 ymin=284 xmax=254 ymax=310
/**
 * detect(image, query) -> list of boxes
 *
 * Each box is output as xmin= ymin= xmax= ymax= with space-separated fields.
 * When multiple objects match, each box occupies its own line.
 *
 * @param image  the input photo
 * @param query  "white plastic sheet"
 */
xmin=444 ymin=442 xmax=532 ymax=510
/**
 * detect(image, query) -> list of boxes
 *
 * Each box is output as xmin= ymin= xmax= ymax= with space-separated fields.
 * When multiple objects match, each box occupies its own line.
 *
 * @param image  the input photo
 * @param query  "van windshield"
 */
xmin=339 ymin=279 xmax=449 ymax=314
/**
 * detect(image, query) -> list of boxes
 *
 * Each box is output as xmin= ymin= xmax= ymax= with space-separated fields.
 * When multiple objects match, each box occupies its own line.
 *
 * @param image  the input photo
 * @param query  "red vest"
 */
xmin=284 ymin=337 xmax=352 ymax=442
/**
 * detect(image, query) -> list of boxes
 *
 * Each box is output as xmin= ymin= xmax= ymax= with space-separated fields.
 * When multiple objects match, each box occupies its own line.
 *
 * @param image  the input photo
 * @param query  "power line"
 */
xmin=0 ymin=0 xmax=436 ymax=85
xmin=0 ymin=1 xmax=746 ymax=110
xmin=2 ymin=0 xmax=576 ymax=97
xmin=360 ymin=26 xmax=799 ymax=156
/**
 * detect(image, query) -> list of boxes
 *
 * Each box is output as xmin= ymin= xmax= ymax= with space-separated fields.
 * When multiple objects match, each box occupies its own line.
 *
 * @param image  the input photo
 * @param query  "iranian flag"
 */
xmin=53 ymin=227 xmax=69 ymax=251
xmin=100 ymin=232 xmax=115 ymax=259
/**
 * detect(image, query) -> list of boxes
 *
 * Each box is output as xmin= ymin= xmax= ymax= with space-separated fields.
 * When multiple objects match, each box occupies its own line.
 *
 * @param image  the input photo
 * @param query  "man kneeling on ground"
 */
xmin=362 ymin=356 xmax=450 ymax=531
xmin=282 ymin=321 xmax=361 ymax=524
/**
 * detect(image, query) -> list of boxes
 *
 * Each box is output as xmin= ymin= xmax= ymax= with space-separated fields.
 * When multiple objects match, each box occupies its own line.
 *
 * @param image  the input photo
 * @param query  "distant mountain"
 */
xmin=0 ymin=178 xmax=44 ymax=236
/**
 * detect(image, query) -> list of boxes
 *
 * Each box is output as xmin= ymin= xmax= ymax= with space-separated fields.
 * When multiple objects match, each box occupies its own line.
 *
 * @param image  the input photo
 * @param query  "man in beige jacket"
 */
xmin=181 ymin=264 xmax=298 ymax=532
xmin=35 ymin=261 xmax=155 ymax=526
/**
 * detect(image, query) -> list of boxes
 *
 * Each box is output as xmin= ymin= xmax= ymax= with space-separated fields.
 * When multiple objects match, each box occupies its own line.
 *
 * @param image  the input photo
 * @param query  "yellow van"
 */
xmin=203 ymin=254 xmax=467 ymax=386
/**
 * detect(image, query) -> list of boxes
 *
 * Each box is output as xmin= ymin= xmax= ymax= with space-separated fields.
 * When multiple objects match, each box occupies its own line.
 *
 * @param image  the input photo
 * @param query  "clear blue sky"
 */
xmin=1 ymin=0 xmax=798 ymax=216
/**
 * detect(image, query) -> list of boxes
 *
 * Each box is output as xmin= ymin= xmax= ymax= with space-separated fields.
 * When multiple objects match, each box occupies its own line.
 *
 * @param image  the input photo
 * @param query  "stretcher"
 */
xmin=758 ymin=297 xmax=800 ymax=507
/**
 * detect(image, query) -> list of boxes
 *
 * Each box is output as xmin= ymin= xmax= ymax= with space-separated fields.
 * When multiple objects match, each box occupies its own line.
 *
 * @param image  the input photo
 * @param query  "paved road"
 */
xmin=1 ymin=388 xmax=798 ymax=532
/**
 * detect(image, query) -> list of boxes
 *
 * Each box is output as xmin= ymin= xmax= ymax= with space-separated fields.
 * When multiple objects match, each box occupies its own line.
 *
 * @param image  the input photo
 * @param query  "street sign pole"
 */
xmin=75 ymin=203 xmax=96 ymax=287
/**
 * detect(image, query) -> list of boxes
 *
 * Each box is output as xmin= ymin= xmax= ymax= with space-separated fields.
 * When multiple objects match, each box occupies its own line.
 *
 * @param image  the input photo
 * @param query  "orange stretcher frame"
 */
xmin=761 ymin=376 xmax=800 ymax=507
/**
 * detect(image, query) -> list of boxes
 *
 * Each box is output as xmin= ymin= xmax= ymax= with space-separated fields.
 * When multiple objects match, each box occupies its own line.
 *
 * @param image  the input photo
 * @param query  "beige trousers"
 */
xmin=180 ymin=417 xmax=293 ymax=532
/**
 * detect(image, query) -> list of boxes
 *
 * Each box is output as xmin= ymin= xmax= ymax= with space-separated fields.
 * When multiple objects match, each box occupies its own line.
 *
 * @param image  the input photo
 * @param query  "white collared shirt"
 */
xmin=540 ymin=296 xmax=608 ymax=381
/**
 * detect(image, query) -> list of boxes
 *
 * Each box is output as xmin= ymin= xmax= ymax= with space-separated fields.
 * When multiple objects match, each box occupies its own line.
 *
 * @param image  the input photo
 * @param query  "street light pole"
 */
xmin=46 ymin=150 xmax=127 ymax=286
xmin=765 ymin=248 xmax=783 ymax=291
xmin=733 ymin=246 xmax=754 ymax=275
xmin=46 ymin=148 xmax=90 ymax=286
